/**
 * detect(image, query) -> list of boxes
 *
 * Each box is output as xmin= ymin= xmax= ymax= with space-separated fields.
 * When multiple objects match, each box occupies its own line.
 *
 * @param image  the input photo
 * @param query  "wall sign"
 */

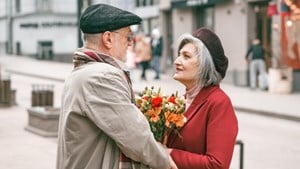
xmin=20 ymin=22 xmax=77 ymax=29
xmin=171 ymin=0 xmax=229 ymax=8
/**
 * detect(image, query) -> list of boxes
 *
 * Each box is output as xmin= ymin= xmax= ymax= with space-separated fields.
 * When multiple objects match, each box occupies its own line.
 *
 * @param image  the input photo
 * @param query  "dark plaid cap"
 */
xmin=192 ymin=28 xmax=228 ymax=79
xmin=80 ymin=4 xmax=142 ymax=34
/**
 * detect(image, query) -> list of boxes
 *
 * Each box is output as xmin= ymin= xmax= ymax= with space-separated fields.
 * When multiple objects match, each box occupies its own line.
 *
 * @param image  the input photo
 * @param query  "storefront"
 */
xmin=164 ymin=0 xmax=247 ymax=83
xmin=279 ymin=0 xmax=300 ymax=91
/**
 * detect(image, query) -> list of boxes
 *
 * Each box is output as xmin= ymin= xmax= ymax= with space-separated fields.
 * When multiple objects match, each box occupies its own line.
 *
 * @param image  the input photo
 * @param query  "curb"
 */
xmin=6 ymin=69 xmax=65 ymax=83
xmin=235 ymin=106 xmax=300 ymax=122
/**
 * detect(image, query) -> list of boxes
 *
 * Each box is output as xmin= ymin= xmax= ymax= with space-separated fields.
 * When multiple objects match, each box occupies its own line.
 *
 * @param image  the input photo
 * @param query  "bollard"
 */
xmin=31 ymin=84 xmax=54 ymax=107
xmin=0 ymin=78 xmax=11 ymax=105
xmin=0 ymin=74 xmax=16 ymax=106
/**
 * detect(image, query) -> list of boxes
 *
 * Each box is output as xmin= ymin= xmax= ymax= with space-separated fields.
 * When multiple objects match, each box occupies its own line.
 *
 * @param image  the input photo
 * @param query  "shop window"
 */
xmin=140 ymin=17 xmax=159 ymax=35
xmin=195 ymin=6 xmax=214 ymax=30
xmin=136 ymin=0 xmax=157 ymax=7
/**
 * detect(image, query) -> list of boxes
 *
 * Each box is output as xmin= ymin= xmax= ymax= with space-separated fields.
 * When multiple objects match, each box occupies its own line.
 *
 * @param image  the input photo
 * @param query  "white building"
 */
xmin=0 ymin=0 xmax=78 ymax=62
xmin=0 ymin=0 xmax=157 ymax=62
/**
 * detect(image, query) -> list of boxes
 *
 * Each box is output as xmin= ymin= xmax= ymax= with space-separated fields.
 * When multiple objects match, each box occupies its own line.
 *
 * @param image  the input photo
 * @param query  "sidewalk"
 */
xmin=1 ymin=54 xmax=299 ymax=121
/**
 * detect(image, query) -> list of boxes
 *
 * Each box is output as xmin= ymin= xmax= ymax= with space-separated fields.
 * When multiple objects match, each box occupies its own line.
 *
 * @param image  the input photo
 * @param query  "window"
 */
xmin=37 ymin=41 xmax=53 ymax=60
xmin=196 ymin=6 xmax=214 ymax=30
xmin=36 ymin=0 xmax=52 ymax=12
xmin=136 ymin=0 xmax=158 ymax=7
xmin=16 ymin=0 xmax=21 ymax=13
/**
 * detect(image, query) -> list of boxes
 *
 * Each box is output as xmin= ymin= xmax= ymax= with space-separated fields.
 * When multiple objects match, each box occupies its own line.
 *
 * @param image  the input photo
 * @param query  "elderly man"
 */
xmin=56 ymin=4 xmax=176 ymax=169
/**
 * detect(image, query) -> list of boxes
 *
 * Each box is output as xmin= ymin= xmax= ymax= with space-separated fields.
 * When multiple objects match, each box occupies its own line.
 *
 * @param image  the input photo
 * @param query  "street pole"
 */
xmin=7 ymin=0 xmax=13 ymax=54
xmin=77 ymin=0 xmax=83 ymax=47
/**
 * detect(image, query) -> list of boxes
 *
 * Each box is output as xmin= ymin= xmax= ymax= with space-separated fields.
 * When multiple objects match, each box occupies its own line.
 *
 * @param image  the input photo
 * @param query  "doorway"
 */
xmin=250 ymin=1 xmax=272 ymax=69
xmin=37 ymin=41 xmax=53 ymax=60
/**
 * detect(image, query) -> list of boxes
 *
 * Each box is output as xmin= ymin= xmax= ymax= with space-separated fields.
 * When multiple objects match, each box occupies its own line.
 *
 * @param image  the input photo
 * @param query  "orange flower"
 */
xmin=145 ymin=107 xmax=162 ymax=122
xmin=164 ymin=111 xmax=185 ymax=128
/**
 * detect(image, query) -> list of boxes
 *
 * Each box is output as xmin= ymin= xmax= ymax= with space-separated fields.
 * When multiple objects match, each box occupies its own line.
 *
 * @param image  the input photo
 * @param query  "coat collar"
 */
xmin=184 ymin=85 xmax=220 ymax=125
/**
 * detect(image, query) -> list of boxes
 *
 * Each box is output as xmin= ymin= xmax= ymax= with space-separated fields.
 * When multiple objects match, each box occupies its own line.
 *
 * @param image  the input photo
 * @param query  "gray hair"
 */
xmin=177 ymin=33 xmax=223 ymax=88
xmin=82 ymin=33 xmax=102 ymax=46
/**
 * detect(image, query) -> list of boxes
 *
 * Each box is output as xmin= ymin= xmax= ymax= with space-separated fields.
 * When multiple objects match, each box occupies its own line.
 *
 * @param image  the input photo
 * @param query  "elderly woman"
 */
xmin=166 ymin=28 xmax=238 ymax=169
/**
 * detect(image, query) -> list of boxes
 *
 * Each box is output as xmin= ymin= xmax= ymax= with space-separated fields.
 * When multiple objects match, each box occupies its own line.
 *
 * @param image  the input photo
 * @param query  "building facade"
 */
xmin=0 ymin=0 xmax=78 ymax=62
xmin=0 ymin=0 xmax=157 ymax=62
xmin=159 ymin=0 xmax=300 ymax=91
xmin=159 ymin=0 xmax=277 ymax=85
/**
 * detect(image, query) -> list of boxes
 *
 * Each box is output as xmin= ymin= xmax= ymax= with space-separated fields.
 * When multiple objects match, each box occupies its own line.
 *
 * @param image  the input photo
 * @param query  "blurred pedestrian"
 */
xmin=166 ymin=28 xmax=238 ymax=169
xmin=245 ymin=38 xmax=268 ymax=90
xmin=125 ymin=45 xmax=136 ymax=70
xmin=135 ymin=33 xmax=152 ymax=80
xmin=56 ymin=4 xmax=177 ymax=169
xmin=151 ymin=28 xmax=163 ymax=80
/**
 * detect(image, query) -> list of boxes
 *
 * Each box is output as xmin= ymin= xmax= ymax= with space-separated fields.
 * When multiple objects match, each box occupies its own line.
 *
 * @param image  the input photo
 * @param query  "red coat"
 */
xmin=167 ymin=85 xmax=238 ymax=169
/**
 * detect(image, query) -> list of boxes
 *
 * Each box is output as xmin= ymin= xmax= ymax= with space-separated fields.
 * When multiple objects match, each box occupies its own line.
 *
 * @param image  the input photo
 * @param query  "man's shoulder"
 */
xmin=73 ymin=62 xmax=122 ymax=78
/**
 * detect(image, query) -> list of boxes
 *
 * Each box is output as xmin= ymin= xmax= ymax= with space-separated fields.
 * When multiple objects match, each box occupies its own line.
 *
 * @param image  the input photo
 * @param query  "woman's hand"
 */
xmin=168 ymin=155 xmax=178 ymax=169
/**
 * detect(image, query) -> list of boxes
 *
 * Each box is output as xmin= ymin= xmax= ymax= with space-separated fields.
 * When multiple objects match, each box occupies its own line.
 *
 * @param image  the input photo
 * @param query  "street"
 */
xmin=1 ymin=72 xmax=300 ymax=169
xmin=230 ymin=111 xmax=300 ymax=169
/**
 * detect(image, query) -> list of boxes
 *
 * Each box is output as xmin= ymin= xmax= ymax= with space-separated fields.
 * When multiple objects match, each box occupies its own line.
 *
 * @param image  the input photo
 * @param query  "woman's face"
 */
xmin=173 ymin=43 xmax=199 ymax=89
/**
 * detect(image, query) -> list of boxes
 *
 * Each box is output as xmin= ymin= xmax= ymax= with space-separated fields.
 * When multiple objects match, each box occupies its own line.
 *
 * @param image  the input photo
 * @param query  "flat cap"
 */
xmin=80 ymin=4 xmax=142 ymax=34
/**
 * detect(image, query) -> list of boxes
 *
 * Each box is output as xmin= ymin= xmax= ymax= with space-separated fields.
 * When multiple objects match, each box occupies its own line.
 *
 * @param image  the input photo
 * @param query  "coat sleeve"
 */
xmin=171 ymin=94 xmax=238 ymax=169
xmin=82 ymin=70 xmax=169 ymax=169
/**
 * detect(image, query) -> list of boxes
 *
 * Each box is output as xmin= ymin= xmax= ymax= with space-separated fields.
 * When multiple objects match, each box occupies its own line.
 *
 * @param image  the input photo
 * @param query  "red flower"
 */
xmin=151 ymin=96 xmax=163 ymax=107
xmin=168 ymin=95 xmax=176 ymax=104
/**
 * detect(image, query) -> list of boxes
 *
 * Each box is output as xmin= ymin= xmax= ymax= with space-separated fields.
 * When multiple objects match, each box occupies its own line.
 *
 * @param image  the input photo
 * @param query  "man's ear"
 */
xmin=101 ymin=31 xmax=113 ymax=49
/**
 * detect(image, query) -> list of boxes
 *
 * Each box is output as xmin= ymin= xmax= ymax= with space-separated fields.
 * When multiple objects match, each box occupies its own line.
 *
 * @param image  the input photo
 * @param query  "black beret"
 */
xmin=192 ymin=28 xmax=228 ymax=79
xmin=80 ymin=4 xmax=142 ymax=34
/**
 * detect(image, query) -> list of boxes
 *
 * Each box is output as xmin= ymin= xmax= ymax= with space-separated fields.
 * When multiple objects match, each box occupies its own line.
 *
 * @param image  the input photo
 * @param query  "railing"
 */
xmin=235 ymin=139 xmax=244 ymax=169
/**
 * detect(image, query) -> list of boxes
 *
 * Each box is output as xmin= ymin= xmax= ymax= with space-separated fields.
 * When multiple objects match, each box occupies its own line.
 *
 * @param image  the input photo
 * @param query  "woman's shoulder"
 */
xmin=206 ymin=86 xmax=231 ymax=103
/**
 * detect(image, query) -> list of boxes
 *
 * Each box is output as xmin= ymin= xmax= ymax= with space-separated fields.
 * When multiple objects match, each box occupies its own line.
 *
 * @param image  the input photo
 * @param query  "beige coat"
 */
xmin=56 ymin=61 xmax=169 ymax=169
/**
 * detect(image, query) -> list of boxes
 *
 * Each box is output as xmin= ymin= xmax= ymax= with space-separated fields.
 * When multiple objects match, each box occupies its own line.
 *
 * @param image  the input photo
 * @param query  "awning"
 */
xmin=171 ymin=0 xmax=230 ymax=8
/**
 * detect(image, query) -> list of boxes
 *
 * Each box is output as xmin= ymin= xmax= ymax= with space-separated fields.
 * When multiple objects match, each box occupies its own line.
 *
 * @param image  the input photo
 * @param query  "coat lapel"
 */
xmin=167 ymin=85 xmax=220 ymax=146
xmin=183 ymin=85 xmax=220 ymax=127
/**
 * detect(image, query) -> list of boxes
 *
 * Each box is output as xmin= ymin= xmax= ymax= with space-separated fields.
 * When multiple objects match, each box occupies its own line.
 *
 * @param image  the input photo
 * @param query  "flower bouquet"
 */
xmin=135 ymin=87 xmax=186 ymax=144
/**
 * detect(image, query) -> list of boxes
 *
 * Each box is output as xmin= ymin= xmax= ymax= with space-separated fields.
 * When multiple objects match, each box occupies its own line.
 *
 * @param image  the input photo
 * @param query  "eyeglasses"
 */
xmin=112 ymin=31 xmax=134 ymax=42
